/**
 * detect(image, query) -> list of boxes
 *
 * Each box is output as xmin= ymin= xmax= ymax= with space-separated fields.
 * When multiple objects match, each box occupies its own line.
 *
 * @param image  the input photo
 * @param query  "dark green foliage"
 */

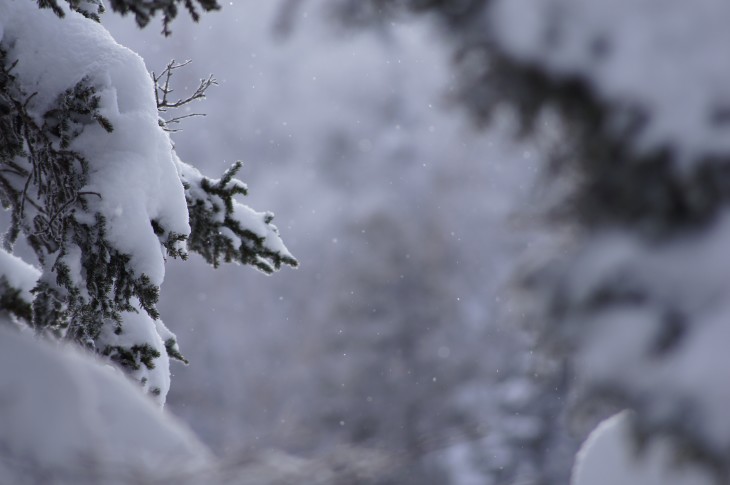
xmin=45 ymin=78 xmax=113 ymax=148
xmin=37 ymin=0 xmax=105 ymax=21
xmin=103 ymin=343 xmax=161 ymax=371
xmin=3 ymin=75 xmax=102 ymax=254
xmin=0 ymin=276 xmax=33 ymax=323
xmin=0 ymin=60 xmax=162 ymax=347
xmin=31 ymin=281 xmax=68 ymax=337
xmin=0 ymin=59 xmax=23 ymax=169
xmin=185 ymin=161 xmax=299 ymax=273
xmin=108 ymin=0 xmax=220 ymax=34
xmin=0 ymin=52 xmax=27 ymax=250
xmin=0 ymin=51 xmax=170 ymax=366
xmin=151 ymin=219 xmax=188 ymax=260
xmin=164 ymin=337 xmax=188 ymax=364
xmin=0 ymin=49 xmax=88 ymax=256
xmin=46 ymin=214 xmax=164 ymax=344
xmin=38 ymin=0 xmax=221 ymax=35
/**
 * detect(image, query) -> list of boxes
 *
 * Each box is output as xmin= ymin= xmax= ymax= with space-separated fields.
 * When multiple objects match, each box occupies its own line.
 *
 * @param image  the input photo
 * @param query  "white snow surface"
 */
xmin=491 ymin=0 xmax=730 ymax=165
xmin=0 ymin=324 xmax=210 ymax=484
xmin=572 ymin=412 xmax=713 ymax=485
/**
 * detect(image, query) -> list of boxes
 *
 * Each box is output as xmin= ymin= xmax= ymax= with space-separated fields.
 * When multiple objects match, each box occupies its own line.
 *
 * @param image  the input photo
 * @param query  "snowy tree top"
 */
xmin=492 ymin=0 xmax=730 ymax=166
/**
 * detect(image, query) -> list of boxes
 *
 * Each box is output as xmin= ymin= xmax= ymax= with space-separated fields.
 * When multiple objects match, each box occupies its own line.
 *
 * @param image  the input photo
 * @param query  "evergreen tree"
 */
xmin=333 ymin=0 xmax=730 ymax=482
xmin=0 ymin=0 xmax=295 ymax=403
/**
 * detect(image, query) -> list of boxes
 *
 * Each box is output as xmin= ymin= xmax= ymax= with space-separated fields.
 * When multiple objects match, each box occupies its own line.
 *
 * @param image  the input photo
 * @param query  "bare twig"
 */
xmin=152 ymin=60 xmax=216 ymax=132
xmin=163 ymin=112 xmax=206 ymax=133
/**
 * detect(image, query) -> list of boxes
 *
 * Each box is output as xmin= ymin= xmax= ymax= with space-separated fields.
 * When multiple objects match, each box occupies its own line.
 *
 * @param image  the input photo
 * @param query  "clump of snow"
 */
xmin=0 ymin=248 xmax=39 ymax=303
xmin=572 ymin=412 xmax=713 ymax=485
xmin=0 ymin=323 xmax=210 ymax=484
xmin=98 ymin=305 xmax=172 ymax=402
xmin=491 ymin=0 xmax=730 ymax=165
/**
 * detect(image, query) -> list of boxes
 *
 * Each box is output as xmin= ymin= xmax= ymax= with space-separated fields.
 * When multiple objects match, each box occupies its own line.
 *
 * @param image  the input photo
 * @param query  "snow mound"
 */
xmin=0 ymin=324 xmax=211 ymax=484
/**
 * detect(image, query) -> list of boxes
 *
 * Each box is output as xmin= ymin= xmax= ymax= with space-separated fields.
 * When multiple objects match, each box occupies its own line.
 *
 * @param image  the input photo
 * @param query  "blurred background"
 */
xmin=104 ymin=2 xmax=576 ymax=483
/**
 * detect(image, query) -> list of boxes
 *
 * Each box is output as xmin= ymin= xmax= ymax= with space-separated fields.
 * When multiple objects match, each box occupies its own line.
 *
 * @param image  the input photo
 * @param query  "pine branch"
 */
xmin=107 ymin=0 xmax=221 ymax=36
xmin=37 ymin=0 xmax=220 ymax=35
xmin=180 ymin=160 xmax=298 ymax=272
xmin=37 ymin=0 xmax=105 ymax=21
